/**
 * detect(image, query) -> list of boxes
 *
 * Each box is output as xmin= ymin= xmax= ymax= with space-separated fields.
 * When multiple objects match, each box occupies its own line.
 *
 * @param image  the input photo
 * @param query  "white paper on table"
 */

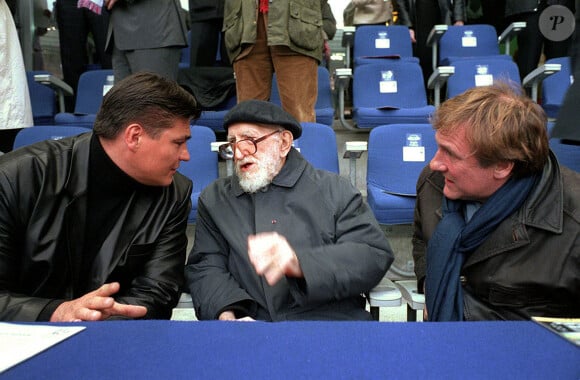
xmin=0 ymin=322 xmax=86 ymax=374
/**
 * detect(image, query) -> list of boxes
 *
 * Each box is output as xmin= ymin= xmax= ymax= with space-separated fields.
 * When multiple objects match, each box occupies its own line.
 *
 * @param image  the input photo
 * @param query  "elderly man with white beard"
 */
xmin=185 ymin=100 xmax=393 ymax=321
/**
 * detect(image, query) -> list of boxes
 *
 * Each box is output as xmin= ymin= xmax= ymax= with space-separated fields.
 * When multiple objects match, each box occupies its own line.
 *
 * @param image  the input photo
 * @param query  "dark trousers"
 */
xmin=508 ymin=9 xmax=573 ymax=80
xmin=55 ymin=0 xmax=112 ymax=111
xmin=189 ymin=19 xmax=229 ymax=67
xmin=413 ymin=0 xmax=441 ymax=89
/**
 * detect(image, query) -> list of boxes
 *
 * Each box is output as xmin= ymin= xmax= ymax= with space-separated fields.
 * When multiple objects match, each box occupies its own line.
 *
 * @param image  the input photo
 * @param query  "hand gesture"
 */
xmin=247 ymin=232 xmax=303 ymax=286
xmin=50 ymin=282 xmax=147 ymax=322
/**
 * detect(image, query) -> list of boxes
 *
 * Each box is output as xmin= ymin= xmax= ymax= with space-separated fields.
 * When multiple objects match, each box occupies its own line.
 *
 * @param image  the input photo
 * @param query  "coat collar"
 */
xmin=231 ymin=148 xmax=307 ymax=196
xmin=64 ymin=132 xmax=92 ymax=198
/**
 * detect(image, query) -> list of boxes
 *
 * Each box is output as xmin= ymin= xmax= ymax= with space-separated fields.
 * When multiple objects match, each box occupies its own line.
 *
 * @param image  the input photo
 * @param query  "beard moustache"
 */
xmin=236 ymin=142 xmax=282 ymax=193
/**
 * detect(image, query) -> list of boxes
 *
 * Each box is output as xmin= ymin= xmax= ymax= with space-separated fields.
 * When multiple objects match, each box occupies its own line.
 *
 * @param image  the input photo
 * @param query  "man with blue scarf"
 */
xmin=413 ymin=81 xmax=580 ymax=321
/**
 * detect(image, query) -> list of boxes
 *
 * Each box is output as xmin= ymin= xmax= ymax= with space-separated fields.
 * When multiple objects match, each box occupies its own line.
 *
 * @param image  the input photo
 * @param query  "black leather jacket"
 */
xmin=0 ymin=132 xmax=192 ymax=321
xmin=413 ymin=153 xmax=580 ymax=320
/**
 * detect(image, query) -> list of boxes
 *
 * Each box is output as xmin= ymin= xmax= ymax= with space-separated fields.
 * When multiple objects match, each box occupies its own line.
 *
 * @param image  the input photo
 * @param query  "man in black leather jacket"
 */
xmin=0 ymin=72 xmax=200 ymax=322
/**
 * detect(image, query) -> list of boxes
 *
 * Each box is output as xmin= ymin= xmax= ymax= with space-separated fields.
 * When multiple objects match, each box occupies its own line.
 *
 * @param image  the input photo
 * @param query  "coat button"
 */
xmin=460 ymin=276 xmax=467 ymax=285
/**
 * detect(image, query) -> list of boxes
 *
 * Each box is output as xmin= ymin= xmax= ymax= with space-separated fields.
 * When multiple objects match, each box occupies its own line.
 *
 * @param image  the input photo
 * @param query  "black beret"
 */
xmin=223 ymin=100 xmax=302 ymax=139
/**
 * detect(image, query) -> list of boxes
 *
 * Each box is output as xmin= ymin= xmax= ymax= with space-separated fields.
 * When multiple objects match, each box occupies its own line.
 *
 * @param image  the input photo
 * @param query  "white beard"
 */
xmin=236 ymin=141 xmax=283 ymax=193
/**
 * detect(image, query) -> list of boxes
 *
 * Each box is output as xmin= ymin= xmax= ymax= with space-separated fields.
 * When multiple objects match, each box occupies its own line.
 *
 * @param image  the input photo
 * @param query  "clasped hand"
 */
xmin=50 ymin=282 xmax=147 ymax=322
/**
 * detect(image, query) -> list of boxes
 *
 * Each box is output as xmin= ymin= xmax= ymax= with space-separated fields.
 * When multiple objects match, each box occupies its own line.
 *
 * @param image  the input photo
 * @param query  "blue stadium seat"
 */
xmin=294 ymin=122 xmax=339 ymax=174
xmin=541 ymin=57 xmax=573 ymax=119
xmin=177 ymin=125 xmax=218 ymax=223
xmin=445 ymin=57 xmax=521 ymax=100
xmin=348 ymin=62 xmax=435 ymax=129
xmin=366 ymin=123 xmax=438 ymax=225
xmin=26 ymin=71 xmax=57 ymax=125
xmin=13 ymin=125 xmax=91 ymax=150
xmin=353 ymin=25 xmax=418 ymax=67
xmin=547 ymin=121 xmax=580 ymax=172
xmin=437 ymin=24 xmax=512 ymax=67
xmin=54 ymin=69 xmax=114 ymax=128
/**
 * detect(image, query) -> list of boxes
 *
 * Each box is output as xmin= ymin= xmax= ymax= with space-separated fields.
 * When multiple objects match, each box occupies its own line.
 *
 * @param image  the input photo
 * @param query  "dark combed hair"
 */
xmin=431 ymin=81 xmax=549 ymax=178
xmin=93 ymin=72 xmax=201 ymax=139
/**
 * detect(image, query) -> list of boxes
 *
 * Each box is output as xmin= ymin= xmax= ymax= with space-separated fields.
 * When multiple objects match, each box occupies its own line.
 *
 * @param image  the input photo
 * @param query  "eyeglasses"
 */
xmin=218 ymin=129 xmax=283 ymax=159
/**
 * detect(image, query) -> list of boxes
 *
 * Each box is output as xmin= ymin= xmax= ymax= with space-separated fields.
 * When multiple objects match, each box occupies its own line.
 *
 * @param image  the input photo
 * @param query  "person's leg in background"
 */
xmin=111 ymin=44 xmax=132 ymax=82
xmin=542 ymin=0 xmax=575 ymax=62
xmin=232 ymin=12 xmax=274 ymax=103
xmin=55 ymin=0 xmax=89 ymax=111
xmin=480 ymin=0 xmax=508 ymax=36
xmin=271 ymin=46 xmax=318 ymax=123
xmin=413 ymin=0 xmax=439 ymax=89
xmin=189 ymin=19 xmax=222 ymax=67
xmin=510 ymin=11 xmax=543 ymax=80
xmin=86 ymin=8 xmax=112 ymax=70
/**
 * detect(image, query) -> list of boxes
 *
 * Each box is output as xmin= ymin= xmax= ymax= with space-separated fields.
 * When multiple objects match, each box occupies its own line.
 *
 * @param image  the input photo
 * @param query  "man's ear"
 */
xmin=280 ymin=130 xmax=293 ymax=157
xmin=125 ymin=123 xmax=143 ymax=151
xmin=494 ymin=161 xmax=515 ymax=180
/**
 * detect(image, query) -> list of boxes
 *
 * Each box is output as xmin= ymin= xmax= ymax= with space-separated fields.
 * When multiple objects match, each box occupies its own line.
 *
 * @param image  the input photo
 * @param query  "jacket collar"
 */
xmin=232 ymin=148 xmax=307 ymax=196
xmin=518 ymin=151 xmax=564 ymax=233
xmin=64 ymin=132 xmax=93 ymax=199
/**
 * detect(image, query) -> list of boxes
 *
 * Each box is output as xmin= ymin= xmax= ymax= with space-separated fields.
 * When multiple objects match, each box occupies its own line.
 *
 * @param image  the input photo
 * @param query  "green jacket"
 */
xmin=223 ymin=0 xmax=326 ymax=62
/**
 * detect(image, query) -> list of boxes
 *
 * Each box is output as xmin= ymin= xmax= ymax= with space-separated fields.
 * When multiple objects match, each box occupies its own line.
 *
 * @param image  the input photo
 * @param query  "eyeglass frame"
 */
xmin=218 ymin=129 xmax=284 ymax=160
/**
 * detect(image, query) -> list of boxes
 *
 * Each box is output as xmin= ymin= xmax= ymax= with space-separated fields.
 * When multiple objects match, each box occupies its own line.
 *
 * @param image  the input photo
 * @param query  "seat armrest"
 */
xmin=343 ymin=141 xmax=368 ymax=188
xmin=369 ymin=277 xmax=403 ymax=308
xmin=427 ymin=24 xmax=448 ymax=70
xmin=335 ymin=68 xmax=357 ymax=131
xmin=522 ymin=63 xmax=561 ymax=102
xmin=498 ymin=21 xmax=526 ymax=55
xmin=427 ymin=66 xmax=455 ymax=107
xmin=34 ymin=73 xmax=75 ymax=113
xmin=426 ymin=24 xmax=448 ymax=47
xmin=211 ymin=141 xmax=233 ymax=176
xmin=341 ymin=26 xmax=356 ymax=68
xmin=394 ymin=280 xmax=425 ymax=311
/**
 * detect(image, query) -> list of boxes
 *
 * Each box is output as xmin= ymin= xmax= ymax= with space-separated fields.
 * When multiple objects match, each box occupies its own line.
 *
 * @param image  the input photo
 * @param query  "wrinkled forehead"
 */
xmin=227 ymin=122 xmax=280 ymax=138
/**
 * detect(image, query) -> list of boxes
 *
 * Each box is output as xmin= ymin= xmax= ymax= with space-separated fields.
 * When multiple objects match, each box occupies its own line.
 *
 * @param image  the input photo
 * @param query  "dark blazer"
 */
xmin=106 ymin=0 xmax=188 ymax=51
xmin=0 ymin=133 xmax=192 ymax=321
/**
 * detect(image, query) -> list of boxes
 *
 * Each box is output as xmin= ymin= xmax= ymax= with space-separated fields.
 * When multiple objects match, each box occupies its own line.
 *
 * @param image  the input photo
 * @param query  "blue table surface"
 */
xmin=1 ymin=320 xmax=578 ymax=380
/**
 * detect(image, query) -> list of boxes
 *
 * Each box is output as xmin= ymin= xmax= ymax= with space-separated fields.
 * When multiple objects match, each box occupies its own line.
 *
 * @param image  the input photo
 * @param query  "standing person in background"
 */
xmin=352 ymin=0 xmax=394 ymax=26
xmin=0 ymin=0 xmax=33 ymax=153
xmin=104 ymin=0 xmax=188 ymax=82
xmin=188 ymin=0 xmax=229 ymax=67
xmin=222 ymin=0 xmax=327 ymax=122
xmin=397 ymin=0 xmax=466 ymax=90
xmin=505 ymin=0 xmax=575 ymax=81
xmin=55 ymin=0 xmax=112 ymax=111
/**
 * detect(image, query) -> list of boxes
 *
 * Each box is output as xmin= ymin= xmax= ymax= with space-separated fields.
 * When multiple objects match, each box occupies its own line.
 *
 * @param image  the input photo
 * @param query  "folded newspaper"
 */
xmin=532 ymin=316 xmax=580 ymax=347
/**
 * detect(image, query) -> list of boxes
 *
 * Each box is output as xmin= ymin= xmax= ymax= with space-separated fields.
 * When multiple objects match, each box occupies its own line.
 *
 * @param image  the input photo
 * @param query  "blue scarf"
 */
xmin=425 ymin=174 xmax=537 ymax=321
